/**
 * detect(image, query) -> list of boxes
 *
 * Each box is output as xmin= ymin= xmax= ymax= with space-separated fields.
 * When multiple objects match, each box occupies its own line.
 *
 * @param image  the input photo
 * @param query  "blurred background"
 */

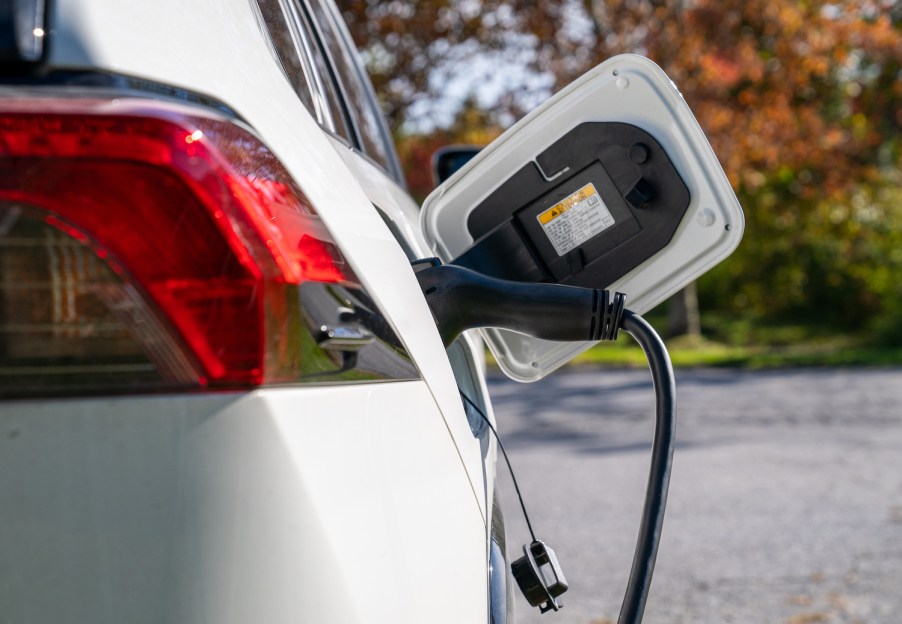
xmin=336 ymin=0 xmax=902 ymax=365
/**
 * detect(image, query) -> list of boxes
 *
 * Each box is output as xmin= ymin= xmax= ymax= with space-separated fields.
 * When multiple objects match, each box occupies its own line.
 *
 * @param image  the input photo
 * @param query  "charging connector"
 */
xmin=414 ymin=262 xmax=625 ymax=347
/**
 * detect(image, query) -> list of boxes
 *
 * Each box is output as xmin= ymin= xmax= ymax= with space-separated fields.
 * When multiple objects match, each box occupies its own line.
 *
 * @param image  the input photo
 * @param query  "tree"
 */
xmin=338 ymin=0 xmax=902 ymax=340
xmin=341 ymin=1 xmax=901 ymax=181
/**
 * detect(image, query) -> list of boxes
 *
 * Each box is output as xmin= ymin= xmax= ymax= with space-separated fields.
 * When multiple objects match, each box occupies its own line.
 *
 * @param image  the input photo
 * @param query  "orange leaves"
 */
xmin=651 ymin=0 xmax=902 ymax=197
xmin=339 ymin=0 xmax=901 ymax=202
xmin=698 ymin=54 xmax=744 ymax=89
xmin=336 ymin=0 xmax=902 ymax=336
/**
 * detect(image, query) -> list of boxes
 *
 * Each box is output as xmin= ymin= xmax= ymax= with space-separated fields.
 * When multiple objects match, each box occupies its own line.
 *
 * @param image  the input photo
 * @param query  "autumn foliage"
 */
xmin=339 ymin=0 xmax=902 ymax=341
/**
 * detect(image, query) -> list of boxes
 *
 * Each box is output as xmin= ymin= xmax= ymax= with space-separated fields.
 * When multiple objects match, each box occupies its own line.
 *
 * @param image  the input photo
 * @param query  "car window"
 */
xmin=254 ymin=0 xmax=351 ymax=140
xmin=304 ymin=0 xmax=403 ymax=181
xmin=253 ymin=0 xmax=318 ymax=119
xmin=284 ymin=0 xmax=353 ymax=140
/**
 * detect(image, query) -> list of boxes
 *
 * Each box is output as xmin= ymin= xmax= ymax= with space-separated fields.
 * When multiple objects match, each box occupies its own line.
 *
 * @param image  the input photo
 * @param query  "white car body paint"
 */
xmin=1 ymin=0 xmax=495 ymax=622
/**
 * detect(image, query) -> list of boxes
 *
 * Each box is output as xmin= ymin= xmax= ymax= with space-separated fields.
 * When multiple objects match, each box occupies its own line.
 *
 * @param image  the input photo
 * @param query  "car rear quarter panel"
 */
xmin=0 ymin=382 xmax=486 ymax=623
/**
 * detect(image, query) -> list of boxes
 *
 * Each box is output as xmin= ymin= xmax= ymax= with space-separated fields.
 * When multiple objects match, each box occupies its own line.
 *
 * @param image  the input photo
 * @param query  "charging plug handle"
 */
xmin=415 ymin=263 xmax=625 ymax=347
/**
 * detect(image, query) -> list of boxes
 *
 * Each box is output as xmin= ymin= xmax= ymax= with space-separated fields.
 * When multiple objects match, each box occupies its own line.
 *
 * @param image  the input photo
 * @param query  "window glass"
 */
xmin=254 ymin=0 xmax=352 ymax=140
xmin=285 ymin=0 xmax=353 ymax=140
xmin=253 ymin=0 xmax=317 ymax=118
xmin=305 ymin=1 xmax=400 ymax=177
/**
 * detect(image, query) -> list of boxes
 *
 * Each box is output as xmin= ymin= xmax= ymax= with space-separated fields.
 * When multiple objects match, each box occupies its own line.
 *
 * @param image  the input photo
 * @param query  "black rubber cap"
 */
xmin=625 ymin=177 xmax=656 ymax=208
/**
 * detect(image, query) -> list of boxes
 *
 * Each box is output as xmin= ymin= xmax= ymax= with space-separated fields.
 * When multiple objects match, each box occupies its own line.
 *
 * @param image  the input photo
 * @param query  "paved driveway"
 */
xmin=489 ymin=368 xmax=902 ymax=624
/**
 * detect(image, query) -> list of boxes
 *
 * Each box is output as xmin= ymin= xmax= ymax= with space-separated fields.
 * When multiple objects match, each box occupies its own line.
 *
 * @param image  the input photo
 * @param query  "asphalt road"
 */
xmin=488 ymin=367 xmax=902 ymax=624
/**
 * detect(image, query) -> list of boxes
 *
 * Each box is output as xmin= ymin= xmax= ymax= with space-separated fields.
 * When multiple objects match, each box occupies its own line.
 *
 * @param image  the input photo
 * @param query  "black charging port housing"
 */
xmin=452 ymin=122 xmax=690 ymax=290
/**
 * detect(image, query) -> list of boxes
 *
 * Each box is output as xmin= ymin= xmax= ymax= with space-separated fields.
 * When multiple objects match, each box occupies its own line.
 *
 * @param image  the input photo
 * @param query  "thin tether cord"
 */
xmin=459 ymin=390 xmax=537 ymax=543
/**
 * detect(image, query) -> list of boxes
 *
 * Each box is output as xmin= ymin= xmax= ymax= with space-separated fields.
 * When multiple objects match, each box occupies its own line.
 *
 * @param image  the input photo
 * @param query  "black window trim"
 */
xmin=275 ymin=0 xmax=337 ymax=132
xmin=298 ymin=0 xmax=407 ymax=187
xmin=296 ymin=1 xmax=365 ymax=158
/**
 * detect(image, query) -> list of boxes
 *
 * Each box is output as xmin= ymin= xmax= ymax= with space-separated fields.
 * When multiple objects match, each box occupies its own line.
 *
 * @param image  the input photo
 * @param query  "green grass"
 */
xmin=569 ymin=315 xmax=902 ymax=369
xmin=483 ymin=311 xmax=902 ymax=370
xmin=573 ymin=335 xmax=902 ymax=369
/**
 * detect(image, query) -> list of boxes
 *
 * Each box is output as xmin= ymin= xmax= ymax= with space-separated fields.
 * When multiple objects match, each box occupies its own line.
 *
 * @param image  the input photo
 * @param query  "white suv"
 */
xmin=0 ymin=1 xmax=744 ymax=622
xmin=0 ymin=1 xmax=505 ymax=622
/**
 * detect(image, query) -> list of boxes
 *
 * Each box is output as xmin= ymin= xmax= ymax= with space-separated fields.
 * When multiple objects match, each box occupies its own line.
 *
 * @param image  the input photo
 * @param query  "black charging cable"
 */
xmin=415 ymin=261 xmax=676 ymax=624
xmin=617 ymin=309 xmax=675 ymax=624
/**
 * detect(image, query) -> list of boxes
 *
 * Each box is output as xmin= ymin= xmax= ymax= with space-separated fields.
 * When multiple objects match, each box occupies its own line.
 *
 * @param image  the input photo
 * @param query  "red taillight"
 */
xmin=0 ymin=98 xmax=359 ymax=393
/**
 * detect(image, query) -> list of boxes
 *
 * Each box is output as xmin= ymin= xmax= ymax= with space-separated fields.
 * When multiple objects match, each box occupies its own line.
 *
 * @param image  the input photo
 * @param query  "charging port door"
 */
xmin=421 ymin=55 xmax=744 ymax=381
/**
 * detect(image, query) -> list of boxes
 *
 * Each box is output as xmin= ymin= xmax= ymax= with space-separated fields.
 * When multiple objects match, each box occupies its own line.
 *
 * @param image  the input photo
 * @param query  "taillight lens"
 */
xmin=0 ymin=97 xmax=395 ymax=396
xmin=0 ymin=207 xmax=201 ymax=393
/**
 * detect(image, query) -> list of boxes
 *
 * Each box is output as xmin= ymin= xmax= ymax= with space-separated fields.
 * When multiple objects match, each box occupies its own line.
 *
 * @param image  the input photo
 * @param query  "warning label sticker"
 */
xmin=537 ymin=183 xmax=615 ymax=256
